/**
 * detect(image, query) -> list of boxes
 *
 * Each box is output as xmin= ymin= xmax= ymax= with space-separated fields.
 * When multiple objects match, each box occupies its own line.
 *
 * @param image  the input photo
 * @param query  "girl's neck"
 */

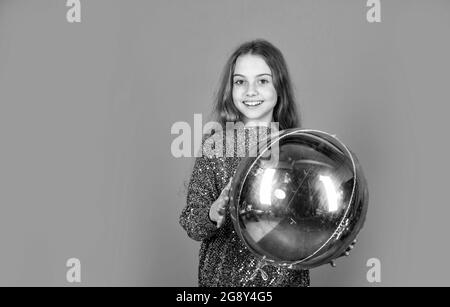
xmin=243 ymin=119 xmax=273 ymax=128
xmin=243 ymin=111 xmax=274 ymax=128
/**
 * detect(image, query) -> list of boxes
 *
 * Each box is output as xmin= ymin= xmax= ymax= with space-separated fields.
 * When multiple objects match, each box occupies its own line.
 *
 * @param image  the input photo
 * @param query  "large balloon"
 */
xmin=229 ymin=129 xmax=368 ymax=269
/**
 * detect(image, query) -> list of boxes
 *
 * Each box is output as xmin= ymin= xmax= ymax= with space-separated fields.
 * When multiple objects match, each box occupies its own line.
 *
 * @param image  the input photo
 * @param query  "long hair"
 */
xmin=213 ymin=39 xmax=300 ymax=130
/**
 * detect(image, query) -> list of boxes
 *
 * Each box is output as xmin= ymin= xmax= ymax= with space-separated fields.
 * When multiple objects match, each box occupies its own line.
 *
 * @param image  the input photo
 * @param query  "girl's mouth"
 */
xmin=243 ymin=100 xmax=264 ymax=107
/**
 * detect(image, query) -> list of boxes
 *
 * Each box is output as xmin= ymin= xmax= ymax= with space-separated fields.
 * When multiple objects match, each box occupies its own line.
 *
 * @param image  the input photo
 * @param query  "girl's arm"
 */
xmin=179 ymin=154 xmax=220 ymax=241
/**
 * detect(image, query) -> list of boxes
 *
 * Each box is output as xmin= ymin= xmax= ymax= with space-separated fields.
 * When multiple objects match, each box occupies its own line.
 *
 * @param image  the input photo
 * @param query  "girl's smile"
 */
xmin=242 ymin=100 xmax=264 ymax=107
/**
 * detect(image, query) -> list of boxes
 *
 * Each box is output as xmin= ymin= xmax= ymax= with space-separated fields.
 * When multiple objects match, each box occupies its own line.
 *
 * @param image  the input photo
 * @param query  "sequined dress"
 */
xmin=179 ymin=127 xmax=310 ymax=287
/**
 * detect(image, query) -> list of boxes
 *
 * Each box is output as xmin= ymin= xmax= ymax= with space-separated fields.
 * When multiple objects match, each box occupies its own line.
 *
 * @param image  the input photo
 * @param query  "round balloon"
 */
xmin=229 ymin=129 xmax=369 ymax=269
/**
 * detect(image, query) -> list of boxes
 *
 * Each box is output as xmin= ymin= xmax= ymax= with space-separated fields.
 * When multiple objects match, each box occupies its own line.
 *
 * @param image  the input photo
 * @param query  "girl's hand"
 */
xmin=329 ymin=238 xmax=358 ymax=267
xmin=209 ymin=179 xmax=232 ymax=228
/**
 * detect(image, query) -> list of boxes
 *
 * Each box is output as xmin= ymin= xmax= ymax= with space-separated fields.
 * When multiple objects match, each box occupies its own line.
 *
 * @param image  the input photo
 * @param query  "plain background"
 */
xmin=0 ymin=0 xmax=449 ymax=286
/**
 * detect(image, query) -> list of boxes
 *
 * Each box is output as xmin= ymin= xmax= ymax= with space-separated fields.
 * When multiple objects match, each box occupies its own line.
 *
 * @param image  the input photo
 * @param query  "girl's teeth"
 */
xmin=244 ymin=101 xmax=263 ymax=106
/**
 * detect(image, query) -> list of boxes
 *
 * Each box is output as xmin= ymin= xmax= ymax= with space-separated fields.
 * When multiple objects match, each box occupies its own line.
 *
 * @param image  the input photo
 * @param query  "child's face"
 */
xmin=232 ymin=54 xmax=277 ymax=126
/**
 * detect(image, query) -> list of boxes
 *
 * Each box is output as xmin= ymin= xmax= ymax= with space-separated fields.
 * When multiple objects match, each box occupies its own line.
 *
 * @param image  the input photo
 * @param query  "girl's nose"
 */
xmin=246 ymin=83 xmax=258 ymax=97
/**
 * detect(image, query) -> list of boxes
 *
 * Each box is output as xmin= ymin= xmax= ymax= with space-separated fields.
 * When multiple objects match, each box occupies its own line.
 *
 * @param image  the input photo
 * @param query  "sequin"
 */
xmin=179 ymin=126 xmax=310 ymax=287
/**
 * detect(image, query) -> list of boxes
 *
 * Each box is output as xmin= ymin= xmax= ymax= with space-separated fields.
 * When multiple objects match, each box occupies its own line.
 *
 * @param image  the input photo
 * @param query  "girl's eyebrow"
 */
xmin=233 ymin=73 xmax=272 ymax=78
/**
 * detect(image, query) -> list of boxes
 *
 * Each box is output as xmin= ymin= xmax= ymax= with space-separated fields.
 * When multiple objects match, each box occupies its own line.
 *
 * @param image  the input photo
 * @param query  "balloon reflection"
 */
xmin=229 ymin=129 xmax=369 ymax=268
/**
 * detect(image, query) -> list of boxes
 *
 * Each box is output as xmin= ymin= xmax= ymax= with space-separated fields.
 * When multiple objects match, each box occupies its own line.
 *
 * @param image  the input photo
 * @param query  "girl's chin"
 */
xmin=242 ymin=116 xmax=263 ymax=122
xmin=241 ymin=116 xmax=272 ymax=126
xmin=243 ymin=111 xmax=264 ymax=118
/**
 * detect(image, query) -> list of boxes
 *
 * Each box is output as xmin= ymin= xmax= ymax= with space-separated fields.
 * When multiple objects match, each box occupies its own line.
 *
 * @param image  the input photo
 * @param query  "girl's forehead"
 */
xmin=234 ymin=54 xmax=272 ymax=76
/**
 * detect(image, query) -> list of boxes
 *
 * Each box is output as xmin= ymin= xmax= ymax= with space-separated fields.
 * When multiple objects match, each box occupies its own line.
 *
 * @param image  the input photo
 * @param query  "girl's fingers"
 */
xmin=215 ymin=184 xmax=232 ymax=218
xmin=220 ymin=190 xmax=230 ymax=202
xmin=218 ymin=180 xmax=233 ymax=201
xmin=221 ymin=185 xmax=230 ymax=197
xmin=222 ymin=180 xmax=232 ymax=193
xmin=218 ymin=198 xmax=228 ymax=210
xmin=216 ymin=195 xmax=230 ymax=215
xmin=216 ymin=216 xmax=224 ymax=228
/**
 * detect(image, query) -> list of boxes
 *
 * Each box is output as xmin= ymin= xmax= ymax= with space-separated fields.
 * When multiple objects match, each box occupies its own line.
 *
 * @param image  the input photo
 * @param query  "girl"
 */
xmin=179 ymin=39 xmax=308 ymax=287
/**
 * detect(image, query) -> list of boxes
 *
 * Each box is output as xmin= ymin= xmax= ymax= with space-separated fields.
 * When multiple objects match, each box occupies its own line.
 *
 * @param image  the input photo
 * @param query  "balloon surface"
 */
xmin=229 ymin=129 xmax=368 ymax=269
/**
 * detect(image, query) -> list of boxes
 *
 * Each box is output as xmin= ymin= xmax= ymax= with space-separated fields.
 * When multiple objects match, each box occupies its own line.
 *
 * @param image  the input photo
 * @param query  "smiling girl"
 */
xmin=179 ymin=39 xmax=309 ymax=286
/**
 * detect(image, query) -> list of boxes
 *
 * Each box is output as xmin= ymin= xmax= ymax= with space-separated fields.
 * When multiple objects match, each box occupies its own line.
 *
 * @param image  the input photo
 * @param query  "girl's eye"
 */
xmin=234 ymin=80 xmax=245 ymax=85
xmin=259 ymin=79 xmax=269 ymax=85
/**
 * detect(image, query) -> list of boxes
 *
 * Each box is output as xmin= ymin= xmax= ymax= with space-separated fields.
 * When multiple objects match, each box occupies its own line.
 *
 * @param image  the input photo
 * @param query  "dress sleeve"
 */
xmin=179 ymin=153 xmax=220 ymax=241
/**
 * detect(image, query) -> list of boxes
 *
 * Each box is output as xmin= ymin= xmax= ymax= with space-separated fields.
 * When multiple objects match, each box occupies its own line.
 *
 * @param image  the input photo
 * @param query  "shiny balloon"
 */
xmin=229 ymin=129 xmax=368 ymax=269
